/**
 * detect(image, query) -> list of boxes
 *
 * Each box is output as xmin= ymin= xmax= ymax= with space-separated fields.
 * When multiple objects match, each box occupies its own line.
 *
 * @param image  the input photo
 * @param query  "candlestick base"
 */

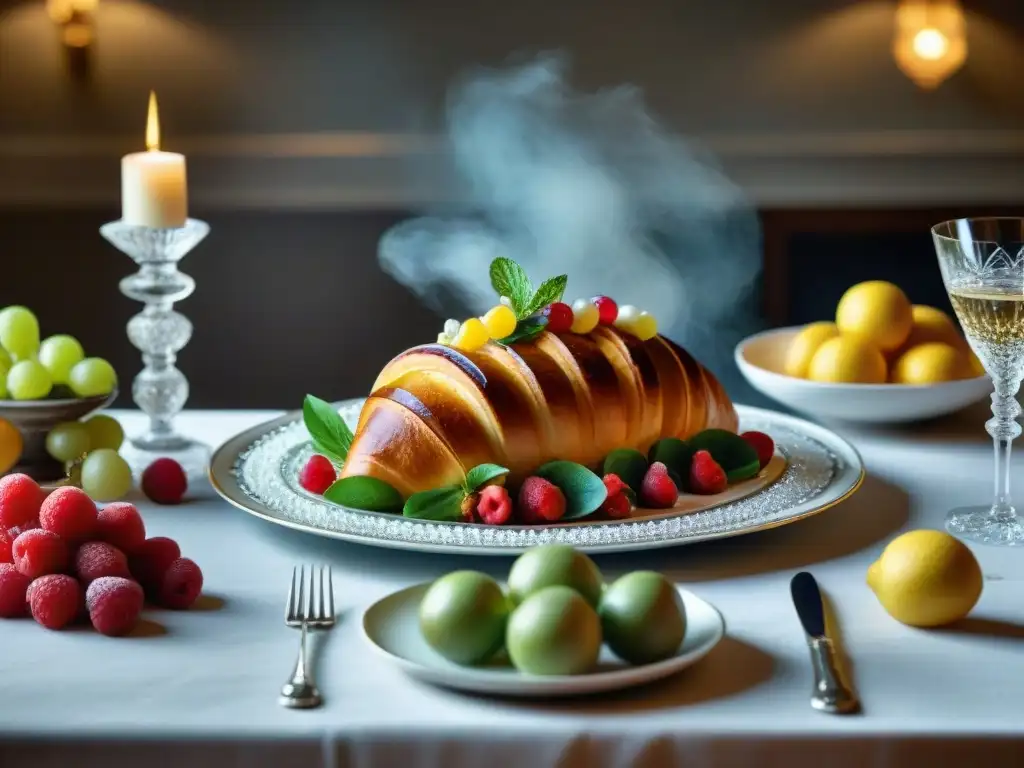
xmin=122 ymin=435 xmax=211 ymax=484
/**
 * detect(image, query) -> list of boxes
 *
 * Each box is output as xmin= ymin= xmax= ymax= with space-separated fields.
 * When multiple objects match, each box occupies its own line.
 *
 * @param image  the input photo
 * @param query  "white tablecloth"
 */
xmin=2 ymin=406 xmax=1023 ymax=768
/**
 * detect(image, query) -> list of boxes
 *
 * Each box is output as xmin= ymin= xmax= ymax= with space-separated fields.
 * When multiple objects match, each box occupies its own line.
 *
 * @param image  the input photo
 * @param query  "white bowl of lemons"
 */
xmin=736 ymin=281 xmax=992 ymax=424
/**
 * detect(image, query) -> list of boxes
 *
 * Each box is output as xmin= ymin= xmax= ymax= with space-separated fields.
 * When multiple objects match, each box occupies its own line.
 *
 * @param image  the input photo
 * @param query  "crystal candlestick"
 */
xmin=100 ymin=218 xmax=210 ymax=478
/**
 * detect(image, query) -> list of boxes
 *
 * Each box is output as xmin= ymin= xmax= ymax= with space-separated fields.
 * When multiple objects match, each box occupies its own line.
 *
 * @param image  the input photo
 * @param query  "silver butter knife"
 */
xmin=790 ymin=571 xmax=859 ymax=714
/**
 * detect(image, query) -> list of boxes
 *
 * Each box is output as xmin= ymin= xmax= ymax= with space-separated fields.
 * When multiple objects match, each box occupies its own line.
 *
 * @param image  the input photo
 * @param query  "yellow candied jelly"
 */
xmin=570 ymin=299 xmax=600 ymax=334
xmin=633 ymin=312 xmax=658 ymax=341
xmin=452 ymin=317 xmax=490 ymax=352
xmin=482 ymin=305 xmax=517 ymax=339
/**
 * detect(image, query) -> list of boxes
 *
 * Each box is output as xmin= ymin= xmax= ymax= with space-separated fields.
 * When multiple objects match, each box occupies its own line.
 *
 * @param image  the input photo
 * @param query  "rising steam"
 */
xmin=379 ymin=53 xmax=763 ymax=393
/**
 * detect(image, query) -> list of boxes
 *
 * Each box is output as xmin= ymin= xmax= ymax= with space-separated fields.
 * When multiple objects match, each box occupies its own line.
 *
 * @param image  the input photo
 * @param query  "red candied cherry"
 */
xmin=0 ymin=528 xmax=11 ymax=564
xmin=299 ymin=454 xmax=336 ymax=495
xmin=640 ymin=462 xmax=679 ymax=508
xmin=128 ymin=536 xmax=181 ymax=590
xmin=87 ymin=576 xmax=144 ymax=636
xmin=74 ymin=541 xmax=131 ymax=586
xmin=95 ymin=503 xmax=147 ymax=553
xmin=12 ymin=529 xmax=69 ymax=579
xmin=142 ymin=458 xmax=188 ymax=504
xmin=0 ymin=562 xmax=31 ymax=618
xmin=592 ymin=296 xmax=619 ymax=325
xmin=29 ymin=574 xmax=81 ymax=630
xmin=157 ymin=557 xmax=204 ymax=609
xmin=741 ymin=431 xmax=775 ymax=470
xmin=689 ymin=450 xmax=728 ymax=495
xmin=541 ymin=302 xmax=575 ymax=334
xmin=517 ymin=476 xmax=567 ymax=524
xmin=40 ymin=486 xmax=97 ymax=541
xmin=0 ymin=473 xmax=45 ymax=529
xmin=476 ymin=485 xmax=512 ymax=525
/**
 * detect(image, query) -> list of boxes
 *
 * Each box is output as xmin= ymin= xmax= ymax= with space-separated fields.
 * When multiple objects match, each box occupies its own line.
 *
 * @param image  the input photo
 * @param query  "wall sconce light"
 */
xmin=893 ymin=0 xmax=967 ymax=89
xmin=47 ymin=0 xmax=99 ymax=49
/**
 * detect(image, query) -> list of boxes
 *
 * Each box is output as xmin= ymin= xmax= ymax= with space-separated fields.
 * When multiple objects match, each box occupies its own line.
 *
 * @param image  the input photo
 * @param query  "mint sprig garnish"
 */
xmin=403 ymin=463 xmax=510 ymax=522
xmin=303 ymin=394 xmax=353 ymax=463
xmin=524 ymin=275 xmax=568 ymax=317
xmin=489 ymin=257 xmax=567 ymax=321
xmin=464 ymin=463 xmax=509 ymax=492
xmin=498 ymin=316 xmax=548 ymax=345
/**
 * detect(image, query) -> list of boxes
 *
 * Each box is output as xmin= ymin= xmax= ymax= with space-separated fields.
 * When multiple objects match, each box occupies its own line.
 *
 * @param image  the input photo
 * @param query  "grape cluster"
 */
xmin=0 ymin=306 xmax=117 ymax=401
xmin=46 ymin=415 xmax=132 ymax=502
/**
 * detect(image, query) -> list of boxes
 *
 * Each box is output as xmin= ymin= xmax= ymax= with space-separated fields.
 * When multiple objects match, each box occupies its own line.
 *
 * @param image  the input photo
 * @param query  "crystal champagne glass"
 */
xmin=933 ymin=217 xmax=1024 ymax=546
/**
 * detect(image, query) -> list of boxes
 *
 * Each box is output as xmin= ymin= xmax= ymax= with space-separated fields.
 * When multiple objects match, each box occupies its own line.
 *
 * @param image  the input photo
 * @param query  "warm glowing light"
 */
xmin=912 ymin=28 xmax=949 ymax=61
xmin=893 ymin=0 xmax=967 ymax=89
xmin=146 ymin=92 xmax=160 ymax=152
xmin=46 ymin=0 xmax=98 ymax=25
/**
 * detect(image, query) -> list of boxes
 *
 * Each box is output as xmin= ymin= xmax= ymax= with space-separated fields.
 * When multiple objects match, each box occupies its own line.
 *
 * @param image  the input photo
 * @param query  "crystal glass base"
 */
xmin=123 ymin=434 xmax=211 ymax=482
xmin=946 ymin=505 xmax=1024 ymax=546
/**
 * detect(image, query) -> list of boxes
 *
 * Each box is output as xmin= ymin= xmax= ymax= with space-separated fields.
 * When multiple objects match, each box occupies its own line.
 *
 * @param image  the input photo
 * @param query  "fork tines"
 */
xmin=285 ymin=565 xmax=335 ymax=626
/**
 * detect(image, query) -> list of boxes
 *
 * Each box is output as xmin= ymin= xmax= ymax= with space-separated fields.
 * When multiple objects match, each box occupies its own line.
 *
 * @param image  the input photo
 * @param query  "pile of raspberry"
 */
xmin=0 ymin=473 xmax=204 ymax=636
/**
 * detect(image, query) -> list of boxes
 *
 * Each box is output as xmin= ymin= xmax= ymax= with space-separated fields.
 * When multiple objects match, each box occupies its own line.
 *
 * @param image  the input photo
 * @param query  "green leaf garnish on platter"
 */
xmin=464 ymin=463 xmax=509 ymax=492
xmin=323 ymin=476 xmax=403 ymax=512
xmin=403 ymin=486 xmax=467 ymax=521
xmin=647 ymin=438 xmax=694 ymax=489
xmin=601 ymin=448 xmax=648 ymax=495
xmin=687 ymin=429 xmax=760 ymax=484
xmin=535 ymin=460 xmax=608 ymax=520
xmin=303 ymin=394 xmax=354 ymax=463
xmin=523 ymin=275 xmax=568 ymax=317
xmin=489 ymin=257 xmax=534 ymax=319
xmin=498 ymin=315 xmax=548 ymax=345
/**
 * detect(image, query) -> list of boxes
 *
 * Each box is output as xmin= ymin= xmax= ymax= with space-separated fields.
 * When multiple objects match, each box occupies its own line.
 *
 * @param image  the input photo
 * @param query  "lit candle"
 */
xmin=121 ymin=92 xmax=188 ymax=228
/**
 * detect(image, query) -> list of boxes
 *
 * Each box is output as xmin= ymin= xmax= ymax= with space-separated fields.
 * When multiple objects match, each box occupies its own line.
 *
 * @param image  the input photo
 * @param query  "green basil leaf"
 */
xmin=303 ymin=394 xmax=354 ymax=463
xmin=403 ymin=486 xmax=467 ymax=521
xmin=687 ymin=429 xmax=759 ymax=478
xmin=524 ymin=274 xmax=568 ymax=317
xmin=498 ymin=315 xmax=548 ymax=345
xmin=489 ymin=257 xmax=533 ymax=318
xmin=726 ymin=459 xmax=762 ymax=484
xmin=535 ymin=460 xmax=608 ymax=520
xmin=464 ymin=463 xmax=509 ymax=492
xmin=602 ymin=448 xmax=648 ymax=495
xmin=323 ymin=476 xmax=402 ymax=512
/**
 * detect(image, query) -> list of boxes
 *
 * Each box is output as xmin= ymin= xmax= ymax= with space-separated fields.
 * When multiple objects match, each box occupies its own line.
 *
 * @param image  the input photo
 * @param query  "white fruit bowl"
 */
xmin=735 ymin=327 xmax=992 ymax=424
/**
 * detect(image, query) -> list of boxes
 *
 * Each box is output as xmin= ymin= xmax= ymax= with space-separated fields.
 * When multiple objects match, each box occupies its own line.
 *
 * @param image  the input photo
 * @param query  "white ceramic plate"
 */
xmin=362 ymin=582 xmax=725 ymax=697
xmin=736 ymin=326 xmax=992 ymax=424
xmin=209 ymin=400 xmax=864 ymax=555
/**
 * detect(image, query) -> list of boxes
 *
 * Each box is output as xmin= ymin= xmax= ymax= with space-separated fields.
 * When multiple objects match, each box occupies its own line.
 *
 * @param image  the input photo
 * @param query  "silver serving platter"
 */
xmin=209 ymin=399 xmax=864 ymax=555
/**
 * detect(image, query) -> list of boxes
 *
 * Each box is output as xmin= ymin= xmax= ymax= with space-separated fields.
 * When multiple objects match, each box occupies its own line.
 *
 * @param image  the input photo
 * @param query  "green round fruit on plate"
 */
xmin=507 ymin=544 xmax=604 ymax=607
xmin=0 ymin=306 xmax=40 ymax=360
xmin=506 ymin=585 xmax=602 ymax=676
xmin=7 ymin=359 xmax=52 ymax=400
xmin=80 ymin=447 xmax=133 ymax=502
xmin=38 ymin=335 xmax=85 ymax=386
xmin=82 ymin=414 xmax=124 ymax=451
xmin=599 ymin=571 xmax=686 ymax=665
xmin=68 ymin=358 xmax=117 ymax=398
xmin=46 ymin=421 xmax=92 ymax=463
xmin=419 ymin=571 xmax=509 ymax=666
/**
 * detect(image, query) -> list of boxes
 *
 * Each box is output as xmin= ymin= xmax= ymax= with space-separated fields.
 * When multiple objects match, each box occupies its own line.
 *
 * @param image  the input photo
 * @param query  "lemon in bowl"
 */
xmin=835 ymin=281 xmax=913 ymax=354
xmin=807 ymin=335 xmax=887 ymax=384
xmin=783 ymin=322 xmax=839 ymax=378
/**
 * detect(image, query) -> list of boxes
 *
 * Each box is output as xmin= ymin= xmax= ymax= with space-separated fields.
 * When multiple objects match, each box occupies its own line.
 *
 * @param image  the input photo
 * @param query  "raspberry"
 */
xmin=690 ymin=450 xmax=728 ymax=495
xmin=602 ymin=473 xmax=628 ymax=498
xmin=128 ymin=536 xmax=181 ymax=588
xmin=12 ymin=529 xmax=69 ymax=579
xmin=95 ymin=503 xmax=146 ymax=553
xmin=517 ymin=476 xmax=567 ymax=523
xmin=86 ymin=576 xmax=144 ymax=636
xmin=599 ymin=491 xmax=633 ymax=519
xmin=541 ymin=302 xmax=574 ymax=334
xmin=0 ymin=527 xmax=11 ymax=564
xmin=640 ymin=461 xmax=679 ymax=508
xmin=40 ymin=486 xmax=97 ymax=541
xmin=74 ymin=541 xmax=131 ymax=586
xmin=592 ymin=296 xmax=619 ymax=325
xmin=0 ymin=562 xmax=31 ymax=617
xmin=298 ymin=455 xmax=336 ymax=495
xmin=28 ymin=574 xmax=81 ymax=630
xmin=157 ymin=557 xmax=203 ymax=609
xmin=741 ymin=431 xmax=775 ymax=470
xmin=0 ymin=473 xmax=44 ymax=529
xmin=141 ymin=458 xmax=188 ymax=504
xmin=7 ymin=518 xmax=40 ymax=540
xmin=476 ymin=485 xmax=512 ymax=525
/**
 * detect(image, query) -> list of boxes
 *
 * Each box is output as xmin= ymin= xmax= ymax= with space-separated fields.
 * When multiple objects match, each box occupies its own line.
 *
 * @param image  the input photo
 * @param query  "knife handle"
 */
xmin=807 ymin=637 xmax=859 ymax=714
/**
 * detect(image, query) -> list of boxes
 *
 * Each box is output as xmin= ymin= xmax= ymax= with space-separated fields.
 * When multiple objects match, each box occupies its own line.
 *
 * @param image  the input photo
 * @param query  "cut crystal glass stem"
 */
xmin=987 ymin=381 xmax=1022 ymax=521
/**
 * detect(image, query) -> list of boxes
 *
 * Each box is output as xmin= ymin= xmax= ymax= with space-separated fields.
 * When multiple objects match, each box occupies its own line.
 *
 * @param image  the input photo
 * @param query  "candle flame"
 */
xmin=145 ymin=91 xmax=160 ymax=152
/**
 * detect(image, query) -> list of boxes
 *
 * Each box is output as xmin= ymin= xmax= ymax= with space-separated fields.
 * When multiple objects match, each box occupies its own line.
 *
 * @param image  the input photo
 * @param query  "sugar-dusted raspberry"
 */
xmin=0 ymin=562 xmax=31 ymax=617
xmin=157 ymin=557 xmax=203 ymax=609
xmin=599 ymin=491 xmax=633 ymax=519
xmin=298 ymin=454 xmax=336 ymax=495
xmin=0 ymin=473 xmax=44 ymax=529
xmin=95 ymin=503 xmax=146 ymax=553
xmin=640 ymin=461 xmax=679 ymax=509
xmin=476 ymin=485 xmax=512 ymax=525
xmin=28 ymin=574 xmax=81 ymax=630
xmin=689 ymin=450 xmax=728 ymax=495
xmin=591 ymin=295 xmax=619 ymax=325
xmin=128 ymin=536 xmax=181 ymax=588
xmin=517 ymin=476 xmax=567 ymax=523
xmin=86 ymin=576 xmax=144 ymax=636
xmin=602 ymin=473 xmax=628 ymax=498
xmin=0 ymin=527 xmax=11 ymax=564
xmin=541 ymin=302 xmax=574 ymax=334
xmin=12 ymin=529 xmax=69 ymax=579
xmin=74 ymin=541 xmax=131 ymax=586
xmin=7 ymin=518 xmax=40 ymax=540
xmin=40 ymin=486 xmax=97 ymax=541
xmin=141 ymin=458 xmax=188 ymax=505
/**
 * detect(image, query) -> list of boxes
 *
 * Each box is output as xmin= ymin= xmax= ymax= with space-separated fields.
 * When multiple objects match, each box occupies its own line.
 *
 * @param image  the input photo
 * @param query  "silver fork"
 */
xmin=280 ymin=564 xmax=335 ymax=709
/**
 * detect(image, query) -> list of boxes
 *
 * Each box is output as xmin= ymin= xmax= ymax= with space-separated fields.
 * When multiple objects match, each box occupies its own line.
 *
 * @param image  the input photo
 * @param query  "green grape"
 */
xmin=7 ymin=359 xmax=52 ymax=400
xmin=82 ymin=414 xmax=124 ymax=451
xmin=0 ymin=352 xmax=9 ymax=399
xmin=39 ymin=335 xmax=84 ymax=385
xmin=0 ymin=306 xmax=40 ymax=359
xmin=80 ymin=448 xmax=133 ymax=502
xmin=45 ymin=421 xmax=91 ymax=462
xmin=0 ymin=348 xmax=11 ymax=370
xmin=68 ymin=357 xmax=117 ymax=397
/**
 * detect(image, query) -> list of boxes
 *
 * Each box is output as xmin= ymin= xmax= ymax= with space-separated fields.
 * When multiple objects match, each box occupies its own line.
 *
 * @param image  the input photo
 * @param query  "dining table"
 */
xmin=1 ymin=404 xmax=1022 ymax=768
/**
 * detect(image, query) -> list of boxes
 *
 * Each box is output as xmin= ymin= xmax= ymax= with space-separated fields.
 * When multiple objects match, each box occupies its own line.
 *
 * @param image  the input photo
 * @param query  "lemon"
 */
xmin=835 ymin=281 xmax=913 ymax=353
xmin=807 ymin=335 xmax=887 ymax=383
xmin=0 ymin=417 xmax=22 ymax=475
xmin=891 ymin=342 xmax=969 ymax=384
xmin=784 ymin=322 xmax=840 ymax=378
xmin=966 ymin=347 xmax=985 ymax=377
xmin=903 ymin=305 xmax=964 ymax=350
xmin=867 ymin=529 xmax=982 ymax=627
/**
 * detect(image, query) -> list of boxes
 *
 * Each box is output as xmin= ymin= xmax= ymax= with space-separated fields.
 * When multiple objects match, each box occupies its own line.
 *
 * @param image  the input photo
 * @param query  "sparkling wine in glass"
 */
xmin=934 ymin=217 xmax=1024 ymax=546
